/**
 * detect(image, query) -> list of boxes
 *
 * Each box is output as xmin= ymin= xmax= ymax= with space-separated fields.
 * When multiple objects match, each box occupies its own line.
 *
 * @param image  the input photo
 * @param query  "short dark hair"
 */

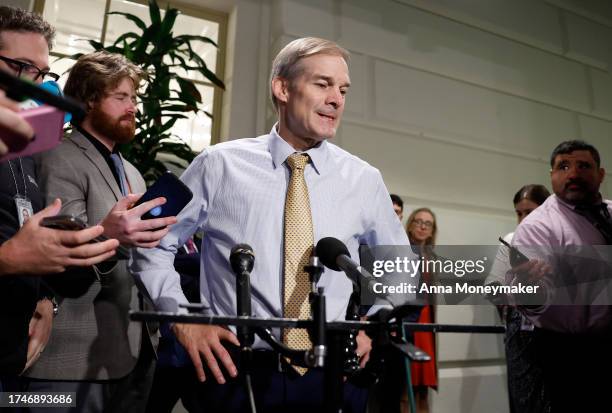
xmin=550 ymin=140 xmax=601 ymax=168
xmin=0 ymin=6 xmax=55 ymax=51
xmin=513 ymin=184 xmax=550 ymax=206
xmin=390 ymin=194 xmax=403 ymax=210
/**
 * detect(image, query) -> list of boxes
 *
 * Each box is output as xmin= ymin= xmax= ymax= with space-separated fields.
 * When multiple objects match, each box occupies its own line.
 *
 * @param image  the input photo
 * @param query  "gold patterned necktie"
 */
xmin=282 ymin=153 xmax=313 ymax=374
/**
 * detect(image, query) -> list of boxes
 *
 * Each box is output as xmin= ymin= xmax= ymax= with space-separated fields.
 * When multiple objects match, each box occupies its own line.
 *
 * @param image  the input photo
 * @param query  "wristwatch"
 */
xmin=41 ymin=296 xmax=59 ymax=317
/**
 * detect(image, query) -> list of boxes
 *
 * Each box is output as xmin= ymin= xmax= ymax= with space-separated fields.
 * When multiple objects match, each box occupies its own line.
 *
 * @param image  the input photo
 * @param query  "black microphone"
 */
xmin=315 ymin=237 xmax=394 ymax=306
xmin=230 ymin=244 xmax=255 ymax=347
xmin=316 ymin=237 xmax=373 ymax=287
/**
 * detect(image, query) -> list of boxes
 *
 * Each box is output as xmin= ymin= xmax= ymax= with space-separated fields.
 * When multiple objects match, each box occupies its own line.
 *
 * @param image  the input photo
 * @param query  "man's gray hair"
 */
xmin=269 ymin=37 xmax=349 ymax=110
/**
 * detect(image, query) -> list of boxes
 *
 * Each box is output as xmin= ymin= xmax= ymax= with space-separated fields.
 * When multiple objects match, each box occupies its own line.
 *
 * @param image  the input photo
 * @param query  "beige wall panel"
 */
xmin=276 ymin=0 xmax=337 ymax=40
xmin=331 ymin=0 xmax=590 ymax=114
xmin=435 ymin=365 xmax=509 ymax=413
xmin=398 ymin=0 xmax=563 ymax=53
xmin=371 ymin=60 xmax=579 ymax=160
xmin=589 ymin=68 xmax=612 ymax=119
xmin=337 ymin=122 xmax=551 ymax=214
xmin=565 ymin=12 xmax=612 ymax=70
xmin=436 ymin=306 xmax=504 ymax=362
xmin=578 ymin=115 xmax=612 ymax=198
xmin=545 ymin=0 xmax=612 ymax=28
xmin=343 ymin=52 xmax=368 ymax=118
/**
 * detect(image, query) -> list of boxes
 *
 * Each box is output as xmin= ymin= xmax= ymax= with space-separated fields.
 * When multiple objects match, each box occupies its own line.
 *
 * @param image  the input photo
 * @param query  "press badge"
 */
xmin=15 ymin=196 xmax=34 ymax=227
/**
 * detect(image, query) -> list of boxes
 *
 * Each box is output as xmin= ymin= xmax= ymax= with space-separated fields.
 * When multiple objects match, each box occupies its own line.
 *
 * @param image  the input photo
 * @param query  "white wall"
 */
xmin=185 ymin=0 xmax=612 ymax=411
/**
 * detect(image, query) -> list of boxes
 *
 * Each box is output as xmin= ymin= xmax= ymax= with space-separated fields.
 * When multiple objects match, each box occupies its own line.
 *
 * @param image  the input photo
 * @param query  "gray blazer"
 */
xmin=27 ymin=130 xmax=157 ymax=380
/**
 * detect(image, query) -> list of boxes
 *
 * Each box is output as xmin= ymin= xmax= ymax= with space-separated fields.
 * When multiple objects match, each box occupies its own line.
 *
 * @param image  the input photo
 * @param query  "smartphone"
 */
xmin=41 ymin=215 xmax=87 ymax=231
xmin=0 ymin=105 xmax=65 ymax=162
xmin=498 ymin=237 xmax=530 ymax=267
xmin=133 ymin=171 xmax=193 ymax=219
xmin=41 ymin=215 xmax=129 ymax=260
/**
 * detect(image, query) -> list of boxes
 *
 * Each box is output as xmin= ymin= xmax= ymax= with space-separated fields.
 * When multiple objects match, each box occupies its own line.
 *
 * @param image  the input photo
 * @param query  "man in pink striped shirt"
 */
xmin=510 ymin=140 xmax=612 ymax=411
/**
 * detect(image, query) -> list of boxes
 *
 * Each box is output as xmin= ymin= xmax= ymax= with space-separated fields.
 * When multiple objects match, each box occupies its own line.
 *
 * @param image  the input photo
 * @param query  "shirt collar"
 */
xmin=268 ymin=123 xmax=328 ymax=175
xmin=75 ymin=124 xmax=119 ymax=158
xmin=555 ymin=193 xmax=605 ymax=211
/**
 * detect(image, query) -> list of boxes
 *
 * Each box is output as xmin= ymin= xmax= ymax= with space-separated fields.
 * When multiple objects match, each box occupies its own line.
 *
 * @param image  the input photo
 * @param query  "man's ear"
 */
xmin=271 ymin=77 xmax=289 ymax=104
xmin=599 ymin=167 xmax=605 ymax=184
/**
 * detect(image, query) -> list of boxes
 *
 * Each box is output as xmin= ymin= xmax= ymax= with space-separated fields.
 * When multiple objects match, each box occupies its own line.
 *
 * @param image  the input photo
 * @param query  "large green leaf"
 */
xmin=174 ymin=34 xmax=218 ymax=48
xmin=158 ymin=7 xmax=179 ymax=41
xmin=148 ymin=0 xmax=161 ymax=26
xmin=107 ymin=11 xmax=147 ymax=32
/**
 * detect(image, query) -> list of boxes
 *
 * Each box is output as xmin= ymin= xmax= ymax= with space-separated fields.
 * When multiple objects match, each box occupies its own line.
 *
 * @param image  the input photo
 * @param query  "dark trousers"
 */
xmin=145 ymin=366 xmax=201 ymax=413
xmin=532 ymin=328 xmax=612 ymax=412
xmin=21 ymin=331 xmax=156 ymax=413
xmin=188 ymin=349 xmax=367 ymax=413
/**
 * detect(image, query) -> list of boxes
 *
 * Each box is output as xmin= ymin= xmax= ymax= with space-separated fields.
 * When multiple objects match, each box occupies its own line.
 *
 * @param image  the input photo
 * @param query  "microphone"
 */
xmin=316 ymin=237 xmax=373 ymax=288
xmin=230 ymin=244 xmax=255 ymax=347
xmin=36 ymin=81 xmax=72 ymax=123
xmin=315 ymin=237 xmax=395 ymax=306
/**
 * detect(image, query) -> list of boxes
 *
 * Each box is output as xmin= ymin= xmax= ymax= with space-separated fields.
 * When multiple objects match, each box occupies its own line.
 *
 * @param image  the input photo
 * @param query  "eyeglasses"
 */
xmin=0 ymin=55 xmax=59 ymax=82
xmin=413 ymin=219 xmax=434 ymax=229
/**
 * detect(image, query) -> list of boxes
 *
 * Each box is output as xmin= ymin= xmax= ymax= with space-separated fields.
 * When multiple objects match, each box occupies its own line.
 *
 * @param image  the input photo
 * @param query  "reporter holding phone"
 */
xmin=28 ymin=51 xmax=176 ymax=412
xmin=0 ymin=6 xmax=119 ymax=391
xmin=507 ymin=141 xmax=612 ymax=411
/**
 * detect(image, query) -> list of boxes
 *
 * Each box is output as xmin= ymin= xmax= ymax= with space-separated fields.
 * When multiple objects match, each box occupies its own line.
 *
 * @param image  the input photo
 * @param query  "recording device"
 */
xmin=133 ymin=171 xmax=193 ymax=219
xmin=315 ymin=237 xmax=383 ymax=295
xmin=0 ymin=70 xmax=85 ymax=120
xmin=498 ymin=236 xmax=530 ymax=267
xmin=36 ymin=81 xmax=73 ymax=123
xmin=229 ymin=243 xmax=255 ymax=347
xmin=41 ymin=215 xmax=129 ymax=260
xmin=0 ymin=105 xmax=65 ymax=162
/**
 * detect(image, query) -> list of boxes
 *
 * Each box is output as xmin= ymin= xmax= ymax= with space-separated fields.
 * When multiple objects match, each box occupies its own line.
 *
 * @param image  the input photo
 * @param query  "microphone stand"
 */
xmin=304 ymin=258 xmax=341 ymax=413
xmin=305 ymin=257 xmax=326 ymax=368
xmin=236 ymin=268 xmax=256 ymax=413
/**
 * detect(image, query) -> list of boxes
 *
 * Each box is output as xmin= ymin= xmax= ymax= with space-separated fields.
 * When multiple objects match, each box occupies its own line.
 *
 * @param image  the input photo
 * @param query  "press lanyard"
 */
xmin=8 ymin=157 xmax=33 ymax=227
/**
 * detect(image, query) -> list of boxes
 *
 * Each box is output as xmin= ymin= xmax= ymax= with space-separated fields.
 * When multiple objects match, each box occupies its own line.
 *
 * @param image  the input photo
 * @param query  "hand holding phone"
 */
xmin=41 ymin=215 xmax=129 ymax=259
xmin=0 ymin=105 xmax=65 ymax=163
xmin=0 ymin=90 xmax=34 ymax=155
xmin=498 ymin=236 xmax=552 ymax=284
xmin=133 ymin=171 xmax=193 ymax=219
xmin=100 ymin=193 xmax=177 ymax=248
xmin=0 ymin=200 xmax=119 ymax=275
xmin=498 ymin=237 xmax=529 ymax=267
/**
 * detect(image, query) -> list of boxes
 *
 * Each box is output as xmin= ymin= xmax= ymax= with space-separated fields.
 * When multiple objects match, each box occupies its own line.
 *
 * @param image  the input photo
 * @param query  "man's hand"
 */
xmin=512 ymin=259 xmax=553 ymax=285
xmin=100 ymin=194 xmax=177 ymax=248
xmin=356 ymin=327 xmax=372 ymax=368
xmin=172 ymin=323 xmax=240 ymax=384
xmin=21 ymin=299 xmax=53 ymax=373
xmin=0 ymin=199 xmax=119 ymax=275
xmin=0 ymin=90 xmax=34 ymax=155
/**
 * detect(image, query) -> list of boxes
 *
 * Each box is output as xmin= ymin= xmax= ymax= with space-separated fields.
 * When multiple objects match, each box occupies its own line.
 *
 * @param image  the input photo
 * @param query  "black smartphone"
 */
xmin=498 ymin=237 xmax=530 ymax=267
xmin=41 ymin=215 xmax=87 ymax=231
xmin=133 ymin=171 xmax=193 ymax=220
xmin=41 ymin=215 xmax=129 ymax=260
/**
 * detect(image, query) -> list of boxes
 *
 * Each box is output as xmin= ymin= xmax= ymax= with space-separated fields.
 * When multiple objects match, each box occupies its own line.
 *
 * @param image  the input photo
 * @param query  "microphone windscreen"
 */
xmin=315 ymin=237 xmax=350 ymax=271
xmin=230 ymin=243 xmax=255 ymax=274
xmin=37 ymin=81 xmax=72 ymax=123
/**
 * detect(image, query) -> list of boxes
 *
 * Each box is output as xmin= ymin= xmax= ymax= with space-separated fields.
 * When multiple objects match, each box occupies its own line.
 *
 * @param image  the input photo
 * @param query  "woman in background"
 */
xmin=405 ymin=207 xmax=438 ymax=413
xmin=489 ymin=184 xmax=550 ymax=413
